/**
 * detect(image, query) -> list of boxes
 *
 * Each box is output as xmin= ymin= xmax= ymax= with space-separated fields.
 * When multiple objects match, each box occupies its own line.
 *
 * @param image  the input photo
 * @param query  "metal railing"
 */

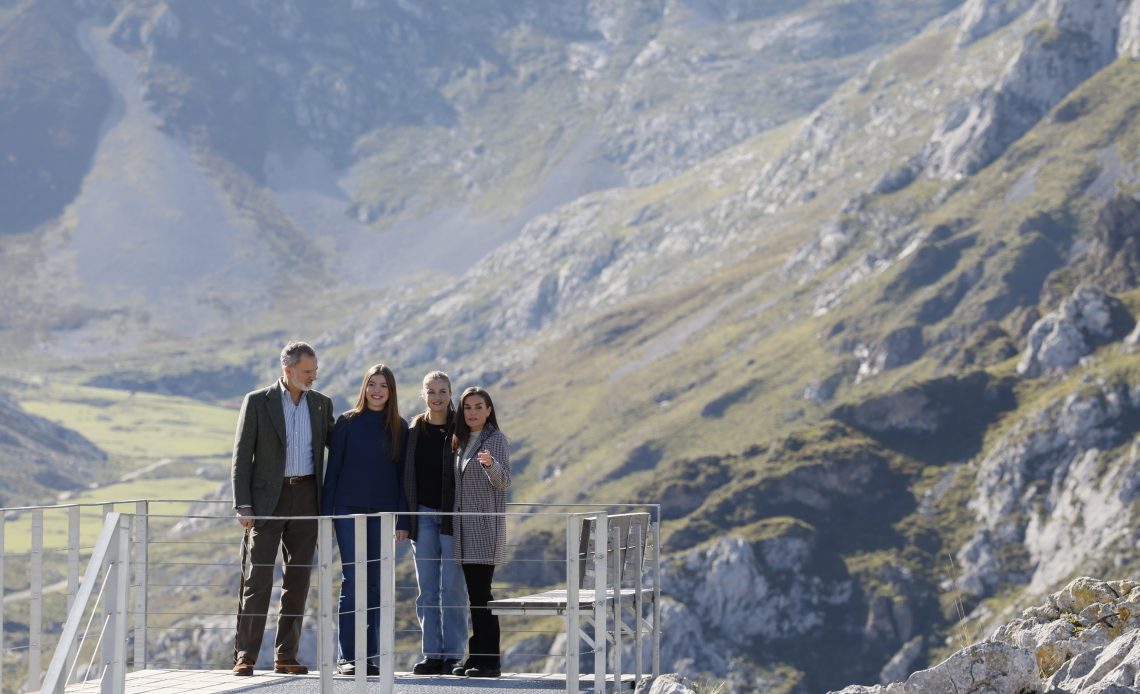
xmin=1 ymin=500 xmax=660 ymax=694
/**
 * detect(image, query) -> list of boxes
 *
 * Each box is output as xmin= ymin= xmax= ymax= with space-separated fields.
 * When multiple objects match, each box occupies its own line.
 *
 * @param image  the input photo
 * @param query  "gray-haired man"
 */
xmin=231 ymin=341 xmax=334 ymax=676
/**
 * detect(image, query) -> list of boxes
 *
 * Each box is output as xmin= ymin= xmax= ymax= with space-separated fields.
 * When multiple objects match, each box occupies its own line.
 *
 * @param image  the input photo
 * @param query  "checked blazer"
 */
xmin=452 ymin=426 xmax=511 ymax=565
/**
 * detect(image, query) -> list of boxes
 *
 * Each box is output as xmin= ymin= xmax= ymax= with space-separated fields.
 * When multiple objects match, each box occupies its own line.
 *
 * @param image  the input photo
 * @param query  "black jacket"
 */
xmin=401 ymin=415 xmax=456 ymax=540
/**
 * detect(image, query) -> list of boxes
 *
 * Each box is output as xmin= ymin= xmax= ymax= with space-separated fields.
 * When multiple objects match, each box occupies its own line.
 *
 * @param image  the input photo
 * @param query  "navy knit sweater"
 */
xmin=321 ymin=409 xmax=410 ymax=531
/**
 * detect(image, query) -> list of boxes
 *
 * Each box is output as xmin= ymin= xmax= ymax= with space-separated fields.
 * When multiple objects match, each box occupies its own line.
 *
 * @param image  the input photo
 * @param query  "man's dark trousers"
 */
xmin=234 ymin=479 xmax=318 ymax=662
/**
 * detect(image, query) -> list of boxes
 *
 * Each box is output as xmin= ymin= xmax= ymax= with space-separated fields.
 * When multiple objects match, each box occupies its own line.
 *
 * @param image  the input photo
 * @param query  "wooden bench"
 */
xmin=489 ymin=511 xmax=658 ymax=692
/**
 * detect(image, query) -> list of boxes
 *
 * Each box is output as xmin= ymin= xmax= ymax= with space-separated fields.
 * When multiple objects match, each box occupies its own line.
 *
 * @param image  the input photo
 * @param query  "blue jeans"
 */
xmin=412 ymin=505 xmax=468 ymax=660
xmin=332 ymin=507 xmax=382 ymax=663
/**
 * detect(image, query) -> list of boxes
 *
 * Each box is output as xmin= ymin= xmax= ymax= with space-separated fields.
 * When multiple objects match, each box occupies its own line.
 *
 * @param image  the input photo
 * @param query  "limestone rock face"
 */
xmin=956 ymin=0 xmax=1037 ymax=47
xmin=930 ymin=0 xmax=1130 ymax=179
xmin=634 ymin=673 xmax=696 ymax=694
xmin=878 ymin=636 xmax=924 ymax=685
xmin=956 ymin=377 xmax=1140 ymax=597
xmin=1121 ymin=0 xmax=1140 ymax=58
xmin=649 ymin=531 xmax=855 ymax=692
xmin=831 ymin=641 xmax=1039 ymax=693
xmin=665 ymin=535 xmax=849 ymax=641
xmin=1017 ymin=285 xmax=1132 ymax=377
xmin=833 ymin=578 xmax=1140 ymax=693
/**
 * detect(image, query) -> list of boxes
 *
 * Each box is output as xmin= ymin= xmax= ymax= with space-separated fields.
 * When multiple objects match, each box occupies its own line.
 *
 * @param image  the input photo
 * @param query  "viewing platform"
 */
xmin=64 ymin=669 xmax=637 ymax=693
xmin=0 ymin=501 xmax=659 ymax=694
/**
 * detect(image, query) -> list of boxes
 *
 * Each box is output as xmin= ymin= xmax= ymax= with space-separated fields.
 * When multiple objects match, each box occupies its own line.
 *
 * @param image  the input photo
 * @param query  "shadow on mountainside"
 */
xmin=830 ymin=371 xmax=1018 ymax=465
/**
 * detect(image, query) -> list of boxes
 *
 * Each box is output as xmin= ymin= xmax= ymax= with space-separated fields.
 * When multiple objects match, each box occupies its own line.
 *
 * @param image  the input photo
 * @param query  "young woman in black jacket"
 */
xmin=401 ymin=371 xmax=467 ymax=675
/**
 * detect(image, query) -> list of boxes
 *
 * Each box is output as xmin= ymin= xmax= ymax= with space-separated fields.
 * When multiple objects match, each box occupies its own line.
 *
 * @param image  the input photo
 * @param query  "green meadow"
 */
xmin=4 ymin=382 xmax=237 ymax=555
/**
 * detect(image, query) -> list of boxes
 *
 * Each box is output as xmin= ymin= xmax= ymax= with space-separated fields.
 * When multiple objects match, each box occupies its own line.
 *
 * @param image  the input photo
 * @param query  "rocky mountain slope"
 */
xmin=0 ymin=0 xmax=959 ymax=355
xmin=328 ymin=0 xmax=1140 ymax=690
xmin=834 ymin=577 xmax=1140 ymax=693
xmin=0 ymin=391 xmax=106 ymax=506
xmin=2 ymin=0 xmax=1140 ymax=692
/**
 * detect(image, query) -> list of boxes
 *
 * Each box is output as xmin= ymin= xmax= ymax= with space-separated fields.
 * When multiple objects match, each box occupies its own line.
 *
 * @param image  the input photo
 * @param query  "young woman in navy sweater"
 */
xmin=321 ymin=363 xmax=410 ymax=675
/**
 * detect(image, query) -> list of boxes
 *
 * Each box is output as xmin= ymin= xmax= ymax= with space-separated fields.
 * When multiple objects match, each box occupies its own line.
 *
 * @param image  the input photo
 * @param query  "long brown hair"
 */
xmin=349 ymin=363 xmax=402 ymax=462
xmin=452 ymin=386 xmax=499 ymax=453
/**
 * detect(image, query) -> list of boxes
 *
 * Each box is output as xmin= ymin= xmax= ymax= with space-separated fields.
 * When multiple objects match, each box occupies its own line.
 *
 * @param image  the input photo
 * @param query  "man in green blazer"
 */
xmin=231 ymin=341 xmax=334 ymax=676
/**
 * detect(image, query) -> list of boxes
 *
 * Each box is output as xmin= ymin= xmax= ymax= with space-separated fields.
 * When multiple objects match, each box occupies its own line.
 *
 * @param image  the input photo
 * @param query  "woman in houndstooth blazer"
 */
xmin=450 ymin=387 xmax=511 ymax=678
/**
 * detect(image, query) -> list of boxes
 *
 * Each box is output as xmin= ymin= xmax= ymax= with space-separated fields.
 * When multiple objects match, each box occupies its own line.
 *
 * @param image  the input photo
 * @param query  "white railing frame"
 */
xmin=132 ymin=501 xmax=148 ymax=671
xmin=7 ymin=501 xmax=660 ymax=693
xmin=316 ymin=517 xmax=335 ymax=693
xmin=41 ymin=512 xmax=125 ymax=694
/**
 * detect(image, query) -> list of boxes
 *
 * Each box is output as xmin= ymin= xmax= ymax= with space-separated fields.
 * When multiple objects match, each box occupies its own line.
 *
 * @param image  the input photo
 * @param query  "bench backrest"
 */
xmin=578 ymin=512 xmax=651 ymax=588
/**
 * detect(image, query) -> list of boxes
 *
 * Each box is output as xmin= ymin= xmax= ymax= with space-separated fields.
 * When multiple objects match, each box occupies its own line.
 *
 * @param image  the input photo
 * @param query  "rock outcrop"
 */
xmin=1122 ymin=0 xmax=1140 ymax=58
xmin=955 ymin=0 xmax=1037 ymax=47
xmin=956 ymin=377 xmax=1140 ymax=597
xmin=1017 ymin=285 xmax=1133 ymax=377
xmin=930 ymin=0 xmax=1133 ymax=179
xmin=634 ymin=673 xmax=698 ymax=694
xmin=832 ymin=577 xmax=1140 ymax=693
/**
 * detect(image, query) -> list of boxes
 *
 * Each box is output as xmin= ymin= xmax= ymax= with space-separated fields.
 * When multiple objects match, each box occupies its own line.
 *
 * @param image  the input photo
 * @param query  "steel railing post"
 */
xmin=593 ymin=512 xmax=607 ymax=694
xmin=610 ymin=521 xmax=622 ymax=691
xmin=632 ymin=520 xmax=644 ymax=683
xmin=112 ymin=514 xmax=130 ymax=693
xmin=67 ymin=507 xmax=80 ymax=610
xmin=67 ymin=506 xmax=80 ymax=683
xmin=133 ymin=501 xmax=148 ymax=671
xmin=354 ymin=514 xmax=367 ymax=693
xmin=379 ymin=512 xmax=395 ymax=694
xmin=566 ymin=514 xmax=580 ymax=694
xmin=28 ymin=509 xmax=44 ymax=691
xmin=652 ymin=512 xmax=661 ymax=677
xmin=100 ymin=514 xmax=129 ymax=694
xmin=318 ymin=517 xmax=334 ymax=692
xmin=100 ymin=503 xmax=113 ymax=673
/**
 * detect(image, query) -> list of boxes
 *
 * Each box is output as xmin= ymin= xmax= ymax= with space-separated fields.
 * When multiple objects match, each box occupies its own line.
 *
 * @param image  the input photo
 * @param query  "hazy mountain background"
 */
xmin=2 ymin=0 xmax=1140 ymax=691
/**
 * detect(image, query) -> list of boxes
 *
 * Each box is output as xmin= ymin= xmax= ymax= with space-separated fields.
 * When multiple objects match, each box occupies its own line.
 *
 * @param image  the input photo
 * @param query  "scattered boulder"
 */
xmin=635 ymin=673 xmax=696 ymax=694
xmin=878 ymin=636 xmax=924 ymax=685
xmin=1017 ymin=285 xmax=1134 ymax=377
xmin=1127 ymin=321 xmax=1140 ymax=350
xmin=831 ymin=641 xmax=1039 ymax=693
xmin=856 ymin=325 xmax=925 ymax=381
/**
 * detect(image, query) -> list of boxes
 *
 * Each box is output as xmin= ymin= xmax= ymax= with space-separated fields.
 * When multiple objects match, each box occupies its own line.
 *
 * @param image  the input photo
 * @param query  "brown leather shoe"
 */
xmin=274 ymin=659 xmax=309 ymax=675
xmin=232 ymin=658 xmax=254 ymax=676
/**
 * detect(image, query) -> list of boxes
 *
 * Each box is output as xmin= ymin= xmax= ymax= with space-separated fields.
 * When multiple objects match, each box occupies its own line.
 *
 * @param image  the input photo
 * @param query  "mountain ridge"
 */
xmin=2 ymin=0 xmax=1140 ymax=691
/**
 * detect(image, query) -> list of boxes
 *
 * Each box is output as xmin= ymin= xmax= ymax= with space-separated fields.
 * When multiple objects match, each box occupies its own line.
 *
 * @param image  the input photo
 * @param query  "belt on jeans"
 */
xmin=284 ymin=474 xmax=315 ymax=485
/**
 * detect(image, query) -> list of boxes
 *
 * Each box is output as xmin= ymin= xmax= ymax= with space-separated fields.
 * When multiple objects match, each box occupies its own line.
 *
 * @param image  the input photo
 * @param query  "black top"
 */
xmin=402 ymin=414 xmax=458 ymax=540
xmin=415 ymin=421 xmax=450 ymax=509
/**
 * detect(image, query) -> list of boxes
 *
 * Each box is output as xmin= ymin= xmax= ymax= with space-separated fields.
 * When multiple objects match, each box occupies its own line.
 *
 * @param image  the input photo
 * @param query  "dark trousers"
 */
xmin=332 ymin=507 xmax=383 ymax=662
xmin=234 ymin=480 xmax=318 ymax=663
xmin=461 ymin=563 xmax=499 ymax=668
